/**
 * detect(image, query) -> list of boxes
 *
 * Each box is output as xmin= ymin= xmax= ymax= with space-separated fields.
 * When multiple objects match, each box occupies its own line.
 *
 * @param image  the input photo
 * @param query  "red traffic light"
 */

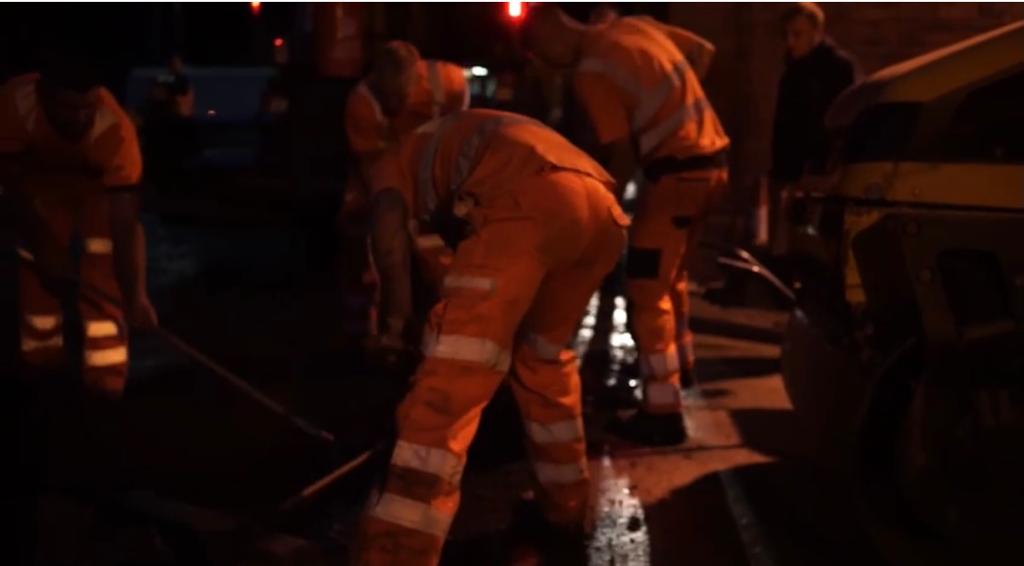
xmin=273 ymin=37 xmax=285 ymax=48
xmin=507 ymin=2 xmax=524 ymax=19
xmin=250 ymin=2 xmax=262 ymax=16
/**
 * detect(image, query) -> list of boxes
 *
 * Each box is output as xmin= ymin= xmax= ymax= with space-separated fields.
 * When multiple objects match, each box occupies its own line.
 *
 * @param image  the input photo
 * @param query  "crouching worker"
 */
xmin=354 ymin=109 xmax=629 ymax=565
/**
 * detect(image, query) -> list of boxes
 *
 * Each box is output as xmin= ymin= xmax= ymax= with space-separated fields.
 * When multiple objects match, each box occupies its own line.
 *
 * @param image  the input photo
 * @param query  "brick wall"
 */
xmin=667 ymin=3 xmax=1024 ymax=228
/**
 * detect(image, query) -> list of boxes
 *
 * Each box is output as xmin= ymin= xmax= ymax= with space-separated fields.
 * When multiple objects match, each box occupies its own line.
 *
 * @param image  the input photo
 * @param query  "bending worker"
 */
xmin=1 ymin=61 xmax=157 ymax=397
xmin=354 ymin=108 xmax=629 ymax=565
xmin=521 ymin=5 xmax=730 ymax=445
xmin=342 ymin=40 xmax=469 ymax=331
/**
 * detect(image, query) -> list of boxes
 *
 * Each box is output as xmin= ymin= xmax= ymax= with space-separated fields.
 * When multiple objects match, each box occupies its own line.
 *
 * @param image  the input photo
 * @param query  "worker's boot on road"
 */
xmin=608 ymin=410 xmax=687 ymax=447
xmin=506 ymin=494 xmax=588 ymax=566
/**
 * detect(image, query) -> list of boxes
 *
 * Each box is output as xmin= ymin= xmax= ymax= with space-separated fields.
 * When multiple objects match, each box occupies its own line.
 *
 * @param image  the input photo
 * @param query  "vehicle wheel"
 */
xmin=857 ymin=340 xmax=1024 ymax=565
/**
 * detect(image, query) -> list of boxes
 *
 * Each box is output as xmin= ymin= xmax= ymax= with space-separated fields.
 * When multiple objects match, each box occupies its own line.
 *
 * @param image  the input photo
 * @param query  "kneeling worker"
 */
xmin=354 ymin=109 xmax=629 ymax=565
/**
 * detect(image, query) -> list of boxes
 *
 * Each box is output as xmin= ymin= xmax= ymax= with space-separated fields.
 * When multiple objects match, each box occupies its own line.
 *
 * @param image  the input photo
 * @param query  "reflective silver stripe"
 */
xmin=13 ymin=81 xmax=37 ymax=133
xmin=645 ymin=381 xmax=682 ymax=408
xmin=16 ymin=247 xmax=34 ymax=261
xmin=415 ymin=234 xmax=447 ymax=250
xmin=356 ymin=82 xmax=386 ymax=124
xmin=84 ymin=237 xmax=114 ymax=255
xmin=370 ymin=493 xmax=454 ymax=538
xmin=392 ymin=440 xmax=464 ymax=484
xmin=534 ymin=461 xmax=588 ymax=485
xmin=524 ymin=333 xmax=563 ymax=361
xmin=443 ymin=275 xmax=495 ymax=293
xmin=632 ymin=60 xmax=689 ymax=132
xmin=21 ymin=335 xmax=63 ymax=352
xmin=525 ymin=418 xmax=582 ymax=444
xmin=637 ymin=97 xmax=709 ymax=157
xmin=448 ymin=114 xmax=536 ymax=195
xmin=416 ymin=116 xmax=451 ymax=221
xmin=88 ymin=106 xmax=119 ymax=143
xmin=423 ymin=333 xmax=511 ymax=372
xmin=416 ymin=113 xmax=536 ymax=222
xmin=84 ymin=345 xmax=128 ymax=367
xmin=85 ymin=320 xmax=120 ymax=339
xmin=639 ymin=345 xmax=680 ymax=379
xmin=579 ymin=55 xmax=703 ymax=159
xmin=459 ymin=81 xmax=471 ymax=110
xmin=26 ymin=314 xmax=61 ymax=332
xmin=427 ymin=61 xmax=445 ymax=118
xmin=578 ymin=58 xmax=642 ymax=99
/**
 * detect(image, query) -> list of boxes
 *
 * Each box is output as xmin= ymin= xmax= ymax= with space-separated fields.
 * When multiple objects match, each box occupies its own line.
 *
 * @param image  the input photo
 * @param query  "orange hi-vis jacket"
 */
xmin=345 ymin=60 xmax=469 ymax=160
xmin=372 ymin=108 xmax=614 ymax=225
xmin=573 ymin=17 xmax=729 ymax=162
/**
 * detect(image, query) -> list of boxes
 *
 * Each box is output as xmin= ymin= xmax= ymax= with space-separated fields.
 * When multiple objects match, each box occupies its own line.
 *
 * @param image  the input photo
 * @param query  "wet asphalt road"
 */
xmin=25 ymin=213 xmax=904 ymax=565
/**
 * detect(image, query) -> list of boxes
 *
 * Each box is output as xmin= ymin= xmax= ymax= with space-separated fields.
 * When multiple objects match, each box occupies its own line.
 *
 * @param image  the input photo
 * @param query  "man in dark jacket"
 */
xmin=772 ymin=2 xmax=858 ymax=182
xmin=770 ymin=2 xmax=858 ymax=250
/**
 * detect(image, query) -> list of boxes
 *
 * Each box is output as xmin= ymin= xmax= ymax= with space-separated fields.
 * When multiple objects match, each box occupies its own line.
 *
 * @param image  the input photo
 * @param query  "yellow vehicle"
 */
xmin=728 ymin=20 xmax=1024 ymax=564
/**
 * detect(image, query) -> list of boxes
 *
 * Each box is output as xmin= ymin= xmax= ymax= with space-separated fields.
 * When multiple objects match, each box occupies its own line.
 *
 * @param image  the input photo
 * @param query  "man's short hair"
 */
xmin=373 ymin=40 xmax=421 ymax=75
xmin=783 ymin=2 xmax=825 ymax=30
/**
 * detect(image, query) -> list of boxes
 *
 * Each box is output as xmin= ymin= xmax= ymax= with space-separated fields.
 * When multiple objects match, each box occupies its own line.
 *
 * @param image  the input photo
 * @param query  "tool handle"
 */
xmin=15 ymin=246 xmax=337 ymax=446
xmin=279 ymin=447 xmax=378 ymax=512
xmin=154 ymin=328 xmax=336 ymax=445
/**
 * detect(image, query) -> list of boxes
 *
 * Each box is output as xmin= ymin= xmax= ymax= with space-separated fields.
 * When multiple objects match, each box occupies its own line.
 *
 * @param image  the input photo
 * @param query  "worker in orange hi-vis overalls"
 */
xmin=341 ymin=41 xmax=470 ymax=334
xmin=0 ymin=63 xmax=157 ymax=399
xmin=522 ymin=5 xmax=730 ymax=445
xmin=353 ymin=109 xmax=629 ymax=565
xmin=582 ymin=7 xmax=719 ymax=392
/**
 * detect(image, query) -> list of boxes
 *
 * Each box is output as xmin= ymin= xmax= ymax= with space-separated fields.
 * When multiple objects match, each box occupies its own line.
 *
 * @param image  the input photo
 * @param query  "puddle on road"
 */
xmin=588 ymin=454 xmax=650 ymax=566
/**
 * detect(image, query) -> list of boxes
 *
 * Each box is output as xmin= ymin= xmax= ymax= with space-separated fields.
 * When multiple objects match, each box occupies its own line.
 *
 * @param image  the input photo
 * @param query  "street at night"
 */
xmin=2 ymin=2 xmax=1023 ymax=565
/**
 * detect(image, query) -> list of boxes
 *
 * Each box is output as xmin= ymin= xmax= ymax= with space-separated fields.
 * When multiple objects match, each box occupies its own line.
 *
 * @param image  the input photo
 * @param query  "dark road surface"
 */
xmin=20 ymin=213 xmax=940 ymax=565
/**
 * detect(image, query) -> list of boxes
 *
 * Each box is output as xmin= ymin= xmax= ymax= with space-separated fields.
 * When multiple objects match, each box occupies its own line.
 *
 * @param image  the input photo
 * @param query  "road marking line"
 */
xmin=691 ymin=387 xmax=779 ymax=566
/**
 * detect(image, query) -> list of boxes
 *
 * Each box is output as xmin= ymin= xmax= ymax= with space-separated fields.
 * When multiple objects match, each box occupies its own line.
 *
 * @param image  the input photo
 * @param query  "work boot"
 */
xmin=506 ymin=494 xmax=588 ymax=566
xmin=607 ymin=410 xmax=687 ymax=447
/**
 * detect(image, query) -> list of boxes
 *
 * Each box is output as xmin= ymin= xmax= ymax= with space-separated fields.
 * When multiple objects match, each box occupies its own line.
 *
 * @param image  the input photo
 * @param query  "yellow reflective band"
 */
xmin=26 ymin=314 xmax=61 ymax=332
xmin=525 ymin=418 xmax=583 ymax=445
xmin=85 ymin=320 xmax=120 ymax=339
xmin=370 ymin=493 xmax=454 ymax=538
xmin=423 ymin=333 xmax=511 ymax=372
xmin=84 ymin=345 xmax=128 ymax=367
xmin=534 ymin=461 xmax=588 ymax=485
xmin=443 ymin=275 xmax=495 ymax=293
xmin=84 ymin=237 xmax=114 ymax=255
xmin=21 ymin=335 xmax=63 ymax=352
xmin=524 ymin=333 xmax=563 ymax=361
xmin=392 ymin=440 xmax=464 ymax=484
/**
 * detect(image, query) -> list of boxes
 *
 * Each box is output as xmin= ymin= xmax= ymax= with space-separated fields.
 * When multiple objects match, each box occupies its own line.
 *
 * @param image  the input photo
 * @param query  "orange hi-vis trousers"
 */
xmin=355 ymin=170 xmax=628 ymax=566
xmin=627 ymin=167 xmax=728 ymax=414
xmin=17 ymin=197 xmax=128 ymax=398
